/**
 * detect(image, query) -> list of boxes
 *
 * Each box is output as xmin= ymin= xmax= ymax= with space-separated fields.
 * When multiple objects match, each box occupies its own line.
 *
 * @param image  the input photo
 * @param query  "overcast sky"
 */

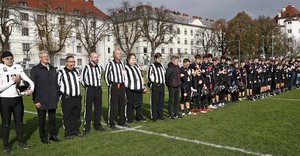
xmin=95 ymin=0 xmax=300 ymax=20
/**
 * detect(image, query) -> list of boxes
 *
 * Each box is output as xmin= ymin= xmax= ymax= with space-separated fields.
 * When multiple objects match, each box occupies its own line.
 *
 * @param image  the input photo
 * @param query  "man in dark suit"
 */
xmin=31 ymin=51 xmax=60 ymax=144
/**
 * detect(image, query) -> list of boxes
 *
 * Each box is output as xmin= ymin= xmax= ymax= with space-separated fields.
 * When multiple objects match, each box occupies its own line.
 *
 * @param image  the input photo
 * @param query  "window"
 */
xmin=288 ymin=38 xmax=293 ymax=43
xmin=76 ymin=33 xmax=81 ymax=40
xmin=184 ymin=38 xmax=187 ymax=45
xmin=75 ymin=20 xmax=80 ymax=26
xmin=170 ymin=48 xmax=173 ymax=54
xmin=3 ymin=10 xmax=9 ymax=18
xmin=161 ymin=48 xmax=165 ymax=54
xmin=170 ymin=38 xmax=173 ymax=44
xmin=20 ymin=2 xmax=27 ymax=7
xmin=184 ymin=29 xmax=187 ymax=35
xmin=197 ymin=41 xmax=200 ymax=45
xmin=191 ymin=39 xmax=194 ymax=45
xmin=56 ymin=7 xmax=63 ymax=13
xmin=288 ymin=21 xmax=292 ymax=24
xmin=20 ymin=12 xmax=28 ymax=21
xmin=39 ymin=29 xmax=45 ymax=37
xmin=177 ymin=37 xmax=180 ymax=44
xmin=177 ymin=48 xmax=181 ymax=54
xmin=190 ymin=30 xmax=194 ymax=36
xmin=22 ymin=43 xmax=30 ymax=52
xmin=60 ymin=59 xmax=65 ymax=66
xmin=73 ymin=10 xmax=80 ymax=15
xmin=77 ymin=59 xmax=82 ymax=66
xmin=107 ymin=35 xmax=110 ymax=42
xmin=191 ymin=48 xmax=194 ymax=54
xmin=58 ymin=17 xmax=65 ymax=25
xmin=177 ymin=28 xmax=180 ymax=34
xmin=108 ymin=47 xmax=111 ymax=54
xmin=91 ymin=21 xmax=96 ymax=28
xmin=77 ymin=46 xmax=82 ymax=53
xmin=22 ymin=28 xmax=29 ymax=36
xmin=185 ymin=48 xmax=187 ymax=54
xmin=89 ymin=12 xmax=95 ymax=16
xmin=38 ymin=44 xmax=46 ymax=51
xmin=37 ymin=15 xmax=45 ymax=23
xmin=288 ymin=29 xmax=292 ymax=33
xmin=143 ymin=47 xmax=147 ymax=54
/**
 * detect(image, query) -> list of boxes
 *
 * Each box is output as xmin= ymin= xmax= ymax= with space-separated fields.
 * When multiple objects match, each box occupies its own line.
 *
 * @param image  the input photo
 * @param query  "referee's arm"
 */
xmin=104 ymin=63 xmax=111 ymax=86
xmin=147 ymin=65 xmax=154 ymax=83
xmin=80 ymin=66 xmax=89 ymax=87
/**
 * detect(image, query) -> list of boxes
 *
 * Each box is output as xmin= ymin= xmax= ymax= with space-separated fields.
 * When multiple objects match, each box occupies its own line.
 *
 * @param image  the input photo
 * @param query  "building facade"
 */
xmin=276 ymin=4 xmax=300 ymax=52
xmin=3 ymin=0 xmax=114 ymax=69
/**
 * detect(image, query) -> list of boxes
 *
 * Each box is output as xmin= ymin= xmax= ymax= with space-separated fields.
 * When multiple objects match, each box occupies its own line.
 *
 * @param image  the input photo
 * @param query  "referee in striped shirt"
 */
xmin=81 ymin=52 xmax=104 ymax=135
xmin=147 ymin=53 xmax=166 ymax=121
xmin=104 ymin=48 xmax=128 ymax=130
xmin=124 ymin=53 xmax=147 ymax=123
xmin=57 ymin=55 xmax=82 ymax=139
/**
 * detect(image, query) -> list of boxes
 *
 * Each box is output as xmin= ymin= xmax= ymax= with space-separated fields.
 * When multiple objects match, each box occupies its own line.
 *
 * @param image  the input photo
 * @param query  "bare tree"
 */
xmin=138 ymin=4 xmax=177 ymax=58
xmin=109 ymin=0 xmax=141 ymax=54
xmin=0 ymin=0 xmax=22 ymax=52
xmin=212 ymin=19 xmax=229 ymax=55
xmin=76 ymin=9 xmax=109 ymax=54
xmin=33 ymin=2 xmax=73 ymax=64
xmin=194 ymin=28 xmax=215 ymax=54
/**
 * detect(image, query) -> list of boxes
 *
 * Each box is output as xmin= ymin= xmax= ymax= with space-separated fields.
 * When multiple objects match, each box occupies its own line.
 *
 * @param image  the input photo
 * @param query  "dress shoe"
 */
xmin=49 ymin=136 xmax=61 ymax=142
xmin=41 ymin=139 xmax=50 ymax=144
xmin=94 ymin=126 xmax=105 ymax=132
xmin=3 ymin=146 xmax=11 ymax=154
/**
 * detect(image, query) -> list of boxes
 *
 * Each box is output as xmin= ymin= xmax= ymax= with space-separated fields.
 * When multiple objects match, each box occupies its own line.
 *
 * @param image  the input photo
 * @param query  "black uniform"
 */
xmin=81 ymin=63 xmax=103 ymax=132
xmin=180 ymin=66 xmax=192 ymax=104
xmin=58 ymin=67 xmax=82 ymax=137
xmin=31 ymin=63 xmax=59 ymax=142
xmin=166 ymin=62 xmax=181 ymax=118
xmin=105 ymin=60 xmax=126 ymax=127
xmin=147 ymin=62 xmax=165 ymax=120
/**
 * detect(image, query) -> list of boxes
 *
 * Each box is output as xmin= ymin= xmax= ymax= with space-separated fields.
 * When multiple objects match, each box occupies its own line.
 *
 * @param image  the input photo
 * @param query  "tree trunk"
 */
xmin=49 ymin=54 xmax=55 ymax=66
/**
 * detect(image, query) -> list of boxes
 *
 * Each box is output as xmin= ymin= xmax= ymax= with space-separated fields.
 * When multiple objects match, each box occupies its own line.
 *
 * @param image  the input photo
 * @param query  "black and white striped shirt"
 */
xmin=104 ymin=59 xmax=125 ymax=86
xmin=58 ymin=67 xmax=81 ymax=96
xmin=124 ymin=63 xmax=144 ymax=90
xmin=81 ymin=63 xmax=102 ymax=87
xmin=147 ymin=62 xmax=166 ymax=84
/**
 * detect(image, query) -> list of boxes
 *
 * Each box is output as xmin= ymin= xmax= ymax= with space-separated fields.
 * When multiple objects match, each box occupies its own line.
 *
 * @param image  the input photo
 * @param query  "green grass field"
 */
xmin=1 ymin=85 xmax=300 ymax=156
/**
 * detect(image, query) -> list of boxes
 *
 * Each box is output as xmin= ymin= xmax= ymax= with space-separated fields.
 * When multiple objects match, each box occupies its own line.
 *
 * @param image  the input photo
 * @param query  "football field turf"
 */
xmin=1 ymin=86 xmax=300 ymax=156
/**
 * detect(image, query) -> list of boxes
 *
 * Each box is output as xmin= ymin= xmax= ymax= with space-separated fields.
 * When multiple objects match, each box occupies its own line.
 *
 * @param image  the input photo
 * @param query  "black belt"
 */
xmin=87 ymin=86 xmax=102 ymax=89
xmin=62 ymin=94 xmax=81 ymax=98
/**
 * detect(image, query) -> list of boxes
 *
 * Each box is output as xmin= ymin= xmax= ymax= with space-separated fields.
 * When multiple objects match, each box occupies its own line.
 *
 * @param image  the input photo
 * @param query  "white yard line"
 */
xmin=266 ymin=98 xmax=300 ymax=101
xmin=24 ymin=110 xmax=271 ymax=156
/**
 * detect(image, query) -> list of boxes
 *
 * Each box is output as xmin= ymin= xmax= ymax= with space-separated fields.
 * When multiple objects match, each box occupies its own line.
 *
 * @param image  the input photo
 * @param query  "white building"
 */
xmin=113 ymin=5 xmax=215 ymax=68
xmin=275 ymin=4 xmax=300 ymax=51
xmin=3 ymin=0 xmax=114 ymax=69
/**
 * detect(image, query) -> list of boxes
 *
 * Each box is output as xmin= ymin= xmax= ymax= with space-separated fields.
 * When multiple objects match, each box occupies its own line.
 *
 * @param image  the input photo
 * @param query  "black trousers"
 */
xmin=0 ymin=97 xmax=25 ymax=146
xmin=126 ymin=89 xmax=143 ymax=122
xmin=61 ymin=95 xmax=82 ymax=136
xmin=168 ymin=87 xmax=180 ymax=117
xmin=84 ymin=87 xmax=102 ymax=131
xmin=108 ymin=83 xmax=126 ymax=126
xmin=150 ymin=83 xmax=165 ymax=120
xmin=37 ymin=108 xmax=57 ymax=140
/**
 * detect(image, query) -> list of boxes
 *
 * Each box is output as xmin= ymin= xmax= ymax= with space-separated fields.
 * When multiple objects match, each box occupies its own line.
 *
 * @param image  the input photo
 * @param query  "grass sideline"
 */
xmin=0 ymin=85 xmax=300 ymax=156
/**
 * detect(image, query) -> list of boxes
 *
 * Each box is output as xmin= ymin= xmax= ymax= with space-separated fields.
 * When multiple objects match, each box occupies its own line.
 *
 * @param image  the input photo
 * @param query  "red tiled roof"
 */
xmin=280 ymin=4 xmax=300 ymax=18
xmin=11 ymin=0 xmax=107 ymax=19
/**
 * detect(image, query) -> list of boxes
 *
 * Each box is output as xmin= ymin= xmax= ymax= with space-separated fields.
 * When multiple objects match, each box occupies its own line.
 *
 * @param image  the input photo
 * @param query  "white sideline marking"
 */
xmin=24 ymin=110 xmax=271 ymax=156
xmin=112 ymin=126 xmax=144 ymax=133
xmin=267 ymin=98 xmax=300 ymax=101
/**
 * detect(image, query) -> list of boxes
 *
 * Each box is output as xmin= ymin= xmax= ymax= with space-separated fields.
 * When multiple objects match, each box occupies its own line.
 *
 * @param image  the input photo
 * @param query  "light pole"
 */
xmin=271 ymin=27 xmax=278 ymax=58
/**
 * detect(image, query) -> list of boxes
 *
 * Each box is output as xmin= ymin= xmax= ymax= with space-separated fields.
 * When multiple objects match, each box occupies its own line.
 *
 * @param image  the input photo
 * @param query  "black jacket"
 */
xmin=31 ymin=63 xmax=59 ymax=110
xmin=166 ymin=62 xmax=181 ymax=87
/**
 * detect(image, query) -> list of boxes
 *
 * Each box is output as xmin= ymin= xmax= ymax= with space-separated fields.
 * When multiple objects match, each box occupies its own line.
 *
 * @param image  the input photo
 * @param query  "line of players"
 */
xmin=179 ymin=54 xmax=300 ymax=115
